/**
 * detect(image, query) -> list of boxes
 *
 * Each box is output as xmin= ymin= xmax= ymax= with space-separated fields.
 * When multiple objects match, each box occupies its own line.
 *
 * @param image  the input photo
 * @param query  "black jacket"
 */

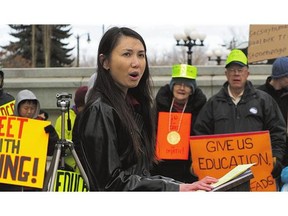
xmin=0 ymin=89 xmax=14 ymax=106
xmin=194 ymin=81 xmax=286 ymax=163
xmin=258 ymin=76 xmax=288 ymax=166
xmin=150 ymin=84 xmax=207 ymax=183
xmin=76 ymin=97 xmax=180 ymax=191
xmin=258 ymin=76 xmax=288 ymax=125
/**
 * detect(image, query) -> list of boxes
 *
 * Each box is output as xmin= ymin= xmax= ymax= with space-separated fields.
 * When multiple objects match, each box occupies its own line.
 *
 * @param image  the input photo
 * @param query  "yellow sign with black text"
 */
xmin=0 ymin=116 xmax=50 ymax=188
xmin=0 ymin=100 xmax=15 ymax=116
xmin=54 ymin=170 xmax=89 ymax=192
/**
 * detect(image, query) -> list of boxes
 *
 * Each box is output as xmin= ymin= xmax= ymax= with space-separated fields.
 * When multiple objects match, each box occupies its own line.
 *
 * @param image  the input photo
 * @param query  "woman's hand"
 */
xmin=179 ymin=176 xmax=218 ymax=192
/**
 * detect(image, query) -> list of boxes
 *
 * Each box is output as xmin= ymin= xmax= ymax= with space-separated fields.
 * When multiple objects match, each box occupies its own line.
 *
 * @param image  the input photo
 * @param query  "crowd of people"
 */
xmin=0 ymin=26 xmax=288 ymax=192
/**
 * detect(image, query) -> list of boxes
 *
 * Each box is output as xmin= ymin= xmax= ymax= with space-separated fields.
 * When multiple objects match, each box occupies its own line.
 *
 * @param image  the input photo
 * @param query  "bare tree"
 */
xmin=148 ymin=45 xmax=209 ymax=66
xmin=224 ymin=26 xmax=249 ymax=50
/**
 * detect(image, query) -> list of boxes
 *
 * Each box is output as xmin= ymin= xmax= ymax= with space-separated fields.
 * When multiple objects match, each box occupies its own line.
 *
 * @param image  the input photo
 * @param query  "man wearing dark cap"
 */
xmin=258 ymin=56 xmax=288 ymax=190
xmin=258 ymin=57 xmax=288 ymax=125
xmin=151 ymin=64 xmax=207 ymax=183
xmin=194 ymin=49 xmax=287 ymax=190
xmin=0 ymin=70 xmax=15 ymax=116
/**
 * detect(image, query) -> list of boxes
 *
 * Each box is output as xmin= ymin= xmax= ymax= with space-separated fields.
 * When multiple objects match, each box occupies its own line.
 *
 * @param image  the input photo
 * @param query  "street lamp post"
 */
xmin=174 ymin=28 xmax=206 ymax=65
xmin=76 ymin=33 xmax=91 ymax=67
xmin=206 ymin=47 xmax=229 ymax=65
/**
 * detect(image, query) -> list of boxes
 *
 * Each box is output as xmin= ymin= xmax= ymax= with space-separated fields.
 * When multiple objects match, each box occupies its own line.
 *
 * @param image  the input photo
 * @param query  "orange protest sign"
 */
xmin=190 ymin=131 xmax=276 ymax=191
xmin=156 ymin=112 xmax=191 ymax=160
xmin=0 ymin=116 xmax=50 ymax=188
xmin=0 ymin=100 xmax=15 ymax=116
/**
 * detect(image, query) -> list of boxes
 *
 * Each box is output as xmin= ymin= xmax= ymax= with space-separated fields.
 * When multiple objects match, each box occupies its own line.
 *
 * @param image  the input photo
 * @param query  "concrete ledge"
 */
xmin=2 ymin=65 xmax=272 ymax=124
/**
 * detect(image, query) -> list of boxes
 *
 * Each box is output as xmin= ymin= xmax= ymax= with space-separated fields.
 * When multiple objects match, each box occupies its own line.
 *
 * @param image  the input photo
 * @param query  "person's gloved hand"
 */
xmin=44 ymin=124 xmax=59 ymax=156
xmin=44 ymin=124 xmax=56 ymax=133
xmin=271 ymin=157 xmax=283 ymax=178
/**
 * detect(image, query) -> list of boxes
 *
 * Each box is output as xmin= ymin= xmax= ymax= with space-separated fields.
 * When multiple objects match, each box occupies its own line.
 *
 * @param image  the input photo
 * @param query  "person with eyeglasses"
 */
xmin=151 ymin=64 xmax=207 ymax=183
xmin=193 ymin=49 xmax=287 ymax=190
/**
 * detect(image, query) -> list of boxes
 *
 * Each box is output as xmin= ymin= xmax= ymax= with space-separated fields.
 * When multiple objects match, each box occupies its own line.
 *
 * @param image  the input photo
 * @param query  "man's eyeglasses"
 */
xmin=227 ymin=68 xmax=245 ymax=74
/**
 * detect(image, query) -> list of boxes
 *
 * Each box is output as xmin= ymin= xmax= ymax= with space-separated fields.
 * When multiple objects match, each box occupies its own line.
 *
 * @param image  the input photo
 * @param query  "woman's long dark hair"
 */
xmin=85 ymin=26 xmax=156 ymax=165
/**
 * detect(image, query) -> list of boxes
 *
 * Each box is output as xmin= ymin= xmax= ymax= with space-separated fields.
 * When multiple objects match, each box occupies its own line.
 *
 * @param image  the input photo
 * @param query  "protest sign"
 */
xmin=0 ymin=100 xmax=15 ymax=116
xmin=156 ymin=112 xmax=191 ymax=160
xmin=190 ymin=131 xmax=276 ymax=191
xmin=0 ymin=116 xmax=50 ymax=188
xmin=54 ymin=170 xmax=88 ymax=192
xmin=248 ymin=24 xmax=288 ymax=63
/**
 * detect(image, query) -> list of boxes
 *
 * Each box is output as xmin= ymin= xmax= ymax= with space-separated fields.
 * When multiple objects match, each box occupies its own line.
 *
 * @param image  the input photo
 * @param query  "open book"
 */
xmin=210 ymin=163 xmax=255 ymax=192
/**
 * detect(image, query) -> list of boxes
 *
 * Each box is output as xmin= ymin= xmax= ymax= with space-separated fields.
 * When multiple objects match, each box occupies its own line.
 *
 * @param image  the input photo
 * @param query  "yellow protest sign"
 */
xmin=0 ymin=116 xmax=50 ymax=188
xmin=54 ymin=170 xmax=89 ymax=192
xmin=190 ymin=131 xmax=276 ymax=191
xmin=0 ymin=100 xmax=15 ymax=116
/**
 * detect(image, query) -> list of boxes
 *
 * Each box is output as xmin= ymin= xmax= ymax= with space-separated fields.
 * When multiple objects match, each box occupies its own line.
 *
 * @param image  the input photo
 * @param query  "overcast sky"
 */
xmin=0 ymin=24 xmax=249 ymax=64
xmin=1 ymin=0 xmax=286 ymax=64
